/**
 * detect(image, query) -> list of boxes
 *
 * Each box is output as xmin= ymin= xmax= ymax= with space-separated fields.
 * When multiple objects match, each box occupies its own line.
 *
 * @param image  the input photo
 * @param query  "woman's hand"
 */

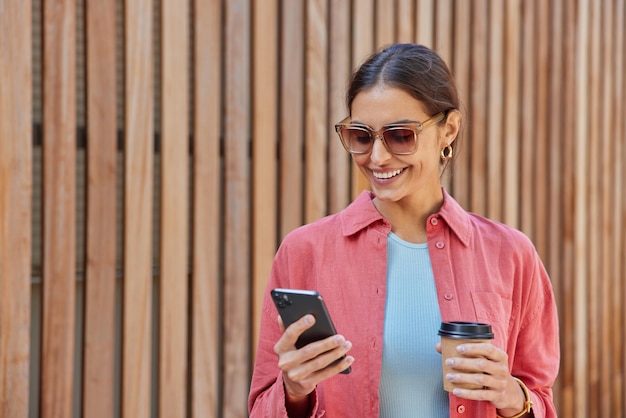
xmin=274 ymin=314 xmax=354 ymax=413
xmin=435 ymin=342 xmax=528 ymax=416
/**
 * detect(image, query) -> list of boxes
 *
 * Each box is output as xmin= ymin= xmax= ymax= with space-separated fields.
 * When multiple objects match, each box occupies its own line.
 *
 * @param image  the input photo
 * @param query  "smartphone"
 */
xmin=271 ymin=288 xmax=351 ymax=374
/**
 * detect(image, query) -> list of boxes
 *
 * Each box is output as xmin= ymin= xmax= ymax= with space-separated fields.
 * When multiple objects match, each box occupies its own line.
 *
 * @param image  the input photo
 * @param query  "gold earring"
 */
xmin=441 ymin=144 xmax=453 ymax=160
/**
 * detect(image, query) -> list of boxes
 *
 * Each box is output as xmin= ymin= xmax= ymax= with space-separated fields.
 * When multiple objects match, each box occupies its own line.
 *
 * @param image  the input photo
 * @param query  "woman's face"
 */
xmin=349 ymin=85 xmax=453 ymax=205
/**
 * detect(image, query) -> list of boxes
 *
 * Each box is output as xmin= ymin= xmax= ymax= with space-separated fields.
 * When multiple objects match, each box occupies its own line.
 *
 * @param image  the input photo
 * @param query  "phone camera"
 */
xmin=272 ymin=292 xmax=292 ymax=309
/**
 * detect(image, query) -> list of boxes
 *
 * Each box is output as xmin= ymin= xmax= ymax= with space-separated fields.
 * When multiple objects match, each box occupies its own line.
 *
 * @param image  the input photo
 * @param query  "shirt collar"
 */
xmin=339 ymin=188 xmax=472 ymax=247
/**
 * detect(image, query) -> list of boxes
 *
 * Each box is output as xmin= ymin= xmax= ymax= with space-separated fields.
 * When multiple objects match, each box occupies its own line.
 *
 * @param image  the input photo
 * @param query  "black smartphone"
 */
xmin=271 ymin=288 xmax=351 ymax=374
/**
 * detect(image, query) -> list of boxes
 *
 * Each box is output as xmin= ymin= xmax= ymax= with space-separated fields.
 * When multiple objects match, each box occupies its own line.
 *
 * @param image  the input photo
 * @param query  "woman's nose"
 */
xmin=369 ymin=134 xmax=392 ymax=164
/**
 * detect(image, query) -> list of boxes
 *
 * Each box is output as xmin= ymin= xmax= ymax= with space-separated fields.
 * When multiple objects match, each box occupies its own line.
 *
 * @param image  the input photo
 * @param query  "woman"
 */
xmin=248 ymin=43 xmax=559 ymax=418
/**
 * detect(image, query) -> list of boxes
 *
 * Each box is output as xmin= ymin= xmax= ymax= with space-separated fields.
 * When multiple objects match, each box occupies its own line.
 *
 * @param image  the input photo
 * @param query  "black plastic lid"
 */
xmin=438 ymin=321 xmax=494 ymax=339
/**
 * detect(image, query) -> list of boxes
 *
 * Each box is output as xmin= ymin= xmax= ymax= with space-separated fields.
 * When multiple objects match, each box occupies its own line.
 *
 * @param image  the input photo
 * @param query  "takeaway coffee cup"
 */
xmin=438 ymin=321 xmax=494 ymax=392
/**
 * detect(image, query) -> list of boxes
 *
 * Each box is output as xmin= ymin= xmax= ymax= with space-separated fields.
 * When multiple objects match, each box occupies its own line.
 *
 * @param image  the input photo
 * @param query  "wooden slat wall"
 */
xmin=0 ymin=1 xmax=625 ymax=417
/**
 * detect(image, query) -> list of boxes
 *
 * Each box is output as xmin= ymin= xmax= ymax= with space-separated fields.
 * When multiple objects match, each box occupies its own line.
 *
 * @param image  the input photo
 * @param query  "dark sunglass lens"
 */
xmin=345 ymin=128 xmax=372 ymax=152
xmin=384 ymin=128 xmax=415 ymax=153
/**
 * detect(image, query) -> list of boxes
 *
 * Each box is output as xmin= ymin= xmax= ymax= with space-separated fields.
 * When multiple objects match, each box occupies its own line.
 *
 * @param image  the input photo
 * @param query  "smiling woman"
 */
xmin=249 ymin=43 xmax=560 ymax=418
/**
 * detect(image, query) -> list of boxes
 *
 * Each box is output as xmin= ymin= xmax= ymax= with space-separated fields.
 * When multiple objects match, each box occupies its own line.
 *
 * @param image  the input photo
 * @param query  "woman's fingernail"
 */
xmin=445 ymin=358 xmax=454 ymax=366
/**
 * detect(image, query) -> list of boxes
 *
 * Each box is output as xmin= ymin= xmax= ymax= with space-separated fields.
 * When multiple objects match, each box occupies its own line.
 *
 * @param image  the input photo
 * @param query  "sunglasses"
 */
xmin=334 ymin=112 xmax=445 ymax=155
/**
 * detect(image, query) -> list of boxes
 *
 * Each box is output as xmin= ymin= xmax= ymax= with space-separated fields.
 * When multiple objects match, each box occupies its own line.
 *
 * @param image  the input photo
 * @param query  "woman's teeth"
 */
xmin=373 ymin=168 xmax=404 ymax=179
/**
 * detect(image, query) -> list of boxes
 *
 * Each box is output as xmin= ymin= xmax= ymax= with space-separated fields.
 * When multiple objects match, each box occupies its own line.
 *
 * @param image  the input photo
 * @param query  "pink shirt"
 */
xmin=249 ymin=190 xmax=560 ymax=418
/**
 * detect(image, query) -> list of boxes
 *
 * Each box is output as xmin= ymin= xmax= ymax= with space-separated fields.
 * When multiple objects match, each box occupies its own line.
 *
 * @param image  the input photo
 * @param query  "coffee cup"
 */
xmin=438 ymin=321 xmax=494 ymax=392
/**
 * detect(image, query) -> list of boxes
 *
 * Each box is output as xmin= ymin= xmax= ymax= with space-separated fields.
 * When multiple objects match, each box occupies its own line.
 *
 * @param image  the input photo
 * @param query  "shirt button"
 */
xmin=444 ymin=293 xmax=454 ymax=300
xmin=457 ymin=404 xmax=466 ymax=413
xmin=430 ymin=217 xmax=439 ymax=225
xmin=436 ymin=241 xmax=445 ymax=249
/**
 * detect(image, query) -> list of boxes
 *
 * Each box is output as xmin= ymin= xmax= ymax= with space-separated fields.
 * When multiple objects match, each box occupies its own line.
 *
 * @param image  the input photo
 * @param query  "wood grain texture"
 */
xmin=159 ymin=0 xmax=190 ymax=416
xmin=451 ymin=0 xmax=472 ymax=208
xmin=122 ymin=0 xmax=154 ymax=416
xmin=396 ymin=0 xmax=414 ymax=43
xmin=327 ymin=0 xmax=351 ymax=214
xmin=191 ymin=0 xmax=221 ymax=416
xmin=223 ymin=0 xmax=251 ymax=416
xmin=82 ymin=0 xmax=117 ymax=417
xmin=415 ymin=0 xmax=435 ymax=47
xmin=486 ymin=0 xmax=504 ymax=222
xmin=502 ymin=0 xmax=521 ymax=229
xmin=41 ymin=0 xmax=77 ymax=416
xmin=573 ymin=0 xmax=590 ymax=415
xmin=305 ymin=0 xmax=329 ymax=224
xmin=280 ymin=0 xmax=305 ymax=238
xmin=469 ymin=0 xmax=488 ymax=215
xmin=351 ymin=0 xmax=375 ymax=197
xmin=0 ymin=1 xmax=32 ymax=417
xmin=1 ymin=1 xmax=626 ymax=416
xmin=252 ymin=0 xmax=279 ymax=359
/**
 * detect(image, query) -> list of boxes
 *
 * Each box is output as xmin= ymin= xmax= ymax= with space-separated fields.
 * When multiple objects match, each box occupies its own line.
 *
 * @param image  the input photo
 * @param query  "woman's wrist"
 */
xmin=496 ymin=377 xmax=533 ymax=418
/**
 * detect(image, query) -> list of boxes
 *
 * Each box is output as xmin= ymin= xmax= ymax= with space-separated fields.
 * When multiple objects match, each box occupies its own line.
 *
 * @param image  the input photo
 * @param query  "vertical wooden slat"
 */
xmin=533 ymin=0 xmax=550 ymax=262
xmin=434 ymin=0 xmax=453 ymax=78
xmin=559 ymin=1 xmax=577 ymax=414
xmin=599 ymin=1 xmax=614 ymax=416
xmin=502 ymin=0 xmax=521 ymax=229
xmin=415 ymin=0 xmax=434 ymax=47
xmin=224 ymin=0 xmax=251 ymax=416
xmin=280 ymin=0 xmax=305 ymax=238
xmin=327 ymin=0 xmax=351 ymax=213
xmin=519 ymin=0 xmax=536 ymax=238
xmin=547 ymin=0 xmax=564 ymax=409
xmin=159 ymin=0 xmax=189 ymax=416
xmin=587 ymin=0 xmax=602 ymax=413
xmin=376 ymin=0 xmax=395 ymax=46
xmin=435 ymin=0 xmax=453 ymax=190
xmin=192 ymin=0 xmax=221 ymax=415
xmin=252 ymin=0 xmax=278 ymax=357
xmin=0 ymin=1 xmax=32 ymax=416
xmin=41 ymin=0 xmax=77 ymax=416
xmin=486 ymin=0 xmax=503 ymax=222
xmin=574 ymin=0 xmax=590 ymax=414
xmin=351 ymin=0 xmax=375 ymax=196
xmin=468 ymin=0 xmax=487 ymax=215
xmin=123 ymin=0 xmax=154 ymax=415
xmin=396 ymin=0 xmax=415 ymax=43
xmin=612 ymin=1 xmax=625 ymax=414
xmin=82 ymin=0 xmax=117 ymax=416
xmin=305 ymin=0 xmax=328 ymax=223
xmin=451 ymin=0 xmax=472 ymax=208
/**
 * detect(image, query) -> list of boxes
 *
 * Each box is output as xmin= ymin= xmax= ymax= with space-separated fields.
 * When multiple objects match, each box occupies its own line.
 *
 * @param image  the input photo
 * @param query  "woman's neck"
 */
xmin=373 ymin=191 xmax=444 ymax=244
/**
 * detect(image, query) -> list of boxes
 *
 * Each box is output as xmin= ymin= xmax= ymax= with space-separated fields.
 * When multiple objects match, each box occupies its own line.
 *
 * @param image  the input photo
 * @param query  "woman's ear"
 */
xmin=440 ymin=109 xmax=461 ymax=147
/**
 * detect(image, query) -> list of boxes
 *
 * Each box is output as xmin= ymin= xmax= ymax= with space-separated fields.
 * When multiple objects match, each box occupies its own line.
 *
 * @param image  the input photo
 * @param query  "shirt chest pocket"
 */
xmin=470 ymin=291 xmax=512 ymax=349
